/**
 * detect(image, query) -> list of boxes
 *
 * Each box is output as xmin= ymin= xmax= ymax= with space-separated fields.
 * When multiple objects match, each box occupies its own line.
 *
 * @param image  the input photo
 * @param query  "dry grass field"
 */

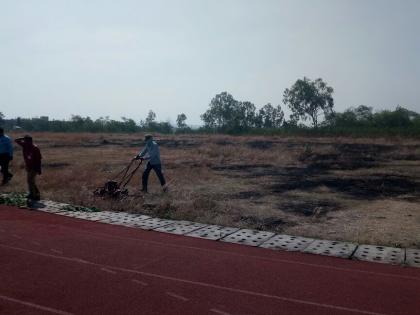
xmin=2 ymin=132 xmax=420 ymax=248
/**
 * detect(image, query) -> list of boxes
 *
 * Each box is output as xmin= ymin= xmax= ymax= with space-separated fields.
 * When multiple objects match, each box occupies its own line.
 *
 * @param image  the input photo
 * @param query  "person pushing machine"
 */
xmin=134 ymin=134 xmax=167 ymax=193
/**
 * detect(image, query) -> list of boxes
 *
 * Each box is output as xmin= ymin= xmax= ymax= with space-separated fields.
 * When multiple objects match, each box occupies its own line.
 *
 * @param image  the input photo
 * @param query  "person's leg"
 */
xmin=32 ymin=172 xmax=40 ymax=200
xmin=0 ymin=154 xmax=6 ymax=183
xmin=6 ymin=158 xmax=12 ymax=179
xmin=26 ymin=170 xmax=40 ymax=200
xmin=141 ymin=163 xmax=153 ymax=192
xmin=152 ymin=164 xmax=166 ymax=186
xmin=26 ymin=171 xmax=34 ymax=198
xmin=3 ymin=158 xmax=11 ymax=183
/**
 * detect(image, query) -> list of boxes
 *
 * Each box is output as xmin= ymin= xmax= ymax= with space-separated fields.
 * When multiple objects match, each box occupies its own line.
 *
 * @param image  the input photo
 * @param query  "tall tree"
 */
xmin=145 ymin=110 xmax=156 ymax=126
xmin=354 ymin=105 xmax=373 ymax=121
xmin=283 ymin=77 xmax=334 ymax=127
xmin=201 ymin=92 xmax=239 ymax=129
xmin=236 ymin=101 xmax=257 ymax=129
xmin=201 ymin=92 xmax=258 ymax=131
xmin=256 ymin=103 xmax=284 ymax=128
xmin=176 ymin=113 xmax=187 ymax=128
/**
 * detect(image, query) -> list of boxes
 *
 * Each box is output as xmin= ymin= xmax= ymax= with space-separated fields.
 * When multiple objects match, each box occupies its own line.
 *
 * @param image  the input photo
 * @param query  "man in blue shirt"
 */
xmin=135 ymin=134 xmax=167 ymax=193
xmin=0 ymin=127 xmax=13 ymax=184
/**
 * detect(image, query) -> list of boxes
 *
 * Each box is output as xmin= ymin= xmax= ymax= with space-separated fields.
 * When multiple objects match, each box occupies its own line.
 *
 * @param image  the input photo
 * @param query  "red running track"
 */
xmin=1 ymin=205 xmax=420 ymax=315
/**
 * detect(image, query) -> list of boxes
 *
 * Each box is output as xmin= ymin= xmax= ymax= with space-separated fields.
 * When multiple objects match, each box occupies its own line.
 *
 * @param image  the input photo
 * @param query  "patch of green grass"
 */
xmin=0 ymin=192 xmax=28 ymax=208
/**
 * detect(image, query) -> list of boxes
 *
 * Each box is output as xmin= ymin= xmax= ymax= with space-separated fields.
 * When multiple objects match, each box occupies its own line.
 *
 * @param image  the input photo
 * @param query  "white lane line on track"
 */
xmin=0 ymin=244 xmax=388 ymax=315
xmin=50 ymin=249 xmax=63 ymax=254
xmin=31 ymin=241 xmax=41 ymax=246
xmin=101 ymin=268 xmax=117 ymax=274
xmin=210 ymin=309 xmax=231 ymax=315
xmin=166 ymin=292 xmax=189 ymax=302
xmin=0 ymin=293 xmax=74 ymax=315
xmin=62 ymin=228 xmax=420 ymax=282
xmin=131 ymin=279 xmax=148 ymax=286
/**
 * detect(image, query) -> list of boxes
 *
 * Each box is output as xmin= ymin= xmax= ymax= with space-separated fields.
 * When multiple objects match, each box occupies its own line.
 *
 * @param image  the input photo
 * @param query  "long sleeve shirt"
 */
xmin=138 ymin=140 xmax=161 ymax=165
xmin=0 ymin=135 xmax=13 ymax=158
xmin=15 ymin=140 xmax=42 ymax=174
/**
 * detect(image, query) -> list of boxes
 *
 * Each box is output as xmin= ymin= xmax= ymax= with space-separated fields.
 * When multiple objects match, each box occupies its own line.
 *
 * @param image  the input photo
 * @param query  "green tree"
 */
xmin=121 ymin=117 xmax=138 ymax=132
xmin=354 ymin=105 xmax=373 ymax=122
xmin=283 ymin=77 xmax=334 ymax=127
xmin=201 ymin=92 xmax=258 ymax=132
xmin=325 ymin=105 xmax=372 ymax=127
xmin=145 ymin=110 xmax=156 ymax=127
xmin=201 ymin=92 xmax=239 ymax=129
xmin=256 ymin=103 xmax=284 ymax=128
xmin=236 ymin=101 xmax=257 ymax=129
xmin=176 ymin=113 xmax=187 ymax=128
xmin=372 ymin=106 xmax=415 ymax=128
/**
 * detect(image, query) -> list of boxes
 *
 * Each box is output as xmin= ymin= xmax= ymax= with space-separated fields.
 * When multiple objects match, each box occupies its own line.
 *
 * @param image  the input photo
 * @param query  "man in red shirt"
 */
xmin=15 ymin=135 xmax=42 ymax=201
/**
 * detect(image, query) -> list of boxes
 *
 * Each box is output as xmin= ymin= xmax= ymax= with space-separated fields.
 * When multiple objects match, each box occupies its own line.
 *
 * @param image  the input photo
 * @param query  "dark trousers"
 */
xmin=27 ymin=170 xmax=40 ymax=200
xmin=142 ymin=163 xmax=166 ymax=191
xmin=0 ymin=153 xmax=12 ymax=184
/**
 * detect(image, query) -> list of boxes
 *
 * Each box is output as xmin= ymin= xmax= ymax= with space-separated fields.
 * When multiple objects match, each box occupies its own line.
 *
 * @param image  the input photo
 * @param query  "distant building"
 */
xmin=40 ymin=116 xmax=49 ymax=121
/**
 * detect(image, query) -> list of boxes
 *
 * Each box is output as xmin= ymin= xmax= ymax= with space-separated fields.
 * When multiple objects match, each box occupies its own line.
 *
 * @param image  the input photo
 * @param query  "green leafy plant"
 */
xmin=0 ymin=193 xmax=28 ymax=207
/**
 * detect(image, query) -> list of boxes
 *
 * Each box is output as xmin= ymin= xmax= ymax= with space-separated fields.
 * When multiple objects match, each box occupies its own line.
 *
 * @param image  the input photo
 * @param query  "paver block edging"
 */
xmin=15 ymin=197 xmax=420 ymax=268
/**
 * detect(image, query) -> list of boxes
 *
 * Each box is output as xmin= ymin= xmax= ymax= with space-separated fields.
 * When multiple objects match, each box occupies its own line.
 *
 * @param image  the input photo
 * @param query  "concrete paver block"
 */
xmin=303 ymin=239 xmax=357 ymax=258
xmin=406 ymin=249 xmax=420 ymax=268
xmin=98 ymin=213 xmax=150 ymax=225
xmin=260 ymin=234 xmax=314 ymax=251
xmin=54 ymin=211 xmax=79 ymax=217
xmin=186 ymin=225 xmax=240 ymax=240
xmin=220 ymin=229 xmax=275 ymax=247
xmin=70 ymin=212 xmax=110 ymax=221
xmin=129 ymin=218 xmax=176 ymax=230
xmin=11 ymin=193 xmax=418 ymax=269
xmin=119 ymin=214 xmax=152 ymax=225
xmin=353 ymin=245 xmax=404 ymax=265
xmin=82 ymin=214 xmax=114 ymax=221
xmin=154 ymin=221 xmax=207 ymax=235
xmin=36 ymin=207 xmax=67 ymax=214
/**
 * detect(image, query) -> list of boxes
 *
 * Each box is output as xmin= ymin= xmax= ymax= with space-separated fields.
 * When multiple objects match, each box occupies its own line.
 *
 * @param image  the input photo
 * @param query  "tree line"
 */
xmin=1 ymin=77 xmax=420 ymax=136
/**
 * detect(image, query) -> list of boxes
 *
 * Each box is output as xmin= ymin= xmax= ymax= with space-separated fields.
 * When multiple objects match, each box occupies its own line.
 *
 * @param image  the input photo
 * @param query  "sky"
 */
xmin=1 ymin=0 xmax=419 ymax=125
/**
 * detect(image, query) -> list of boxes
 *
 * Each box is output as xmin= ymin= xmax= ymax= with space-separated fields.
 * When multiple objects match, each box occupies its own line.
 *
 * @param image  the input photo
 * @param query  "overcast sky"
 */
xmin=1 ymin=0 xmax=419 ymax=124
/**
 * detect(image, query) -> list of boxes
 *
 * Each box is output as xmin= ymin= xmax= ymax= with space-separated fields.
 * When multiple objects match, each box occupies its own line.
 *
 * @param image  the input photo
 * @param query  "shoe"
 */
xmin=162 ymin=184 xmax=169 ymax=192
xmin=26 ymin=194 xmax=40 ymax=201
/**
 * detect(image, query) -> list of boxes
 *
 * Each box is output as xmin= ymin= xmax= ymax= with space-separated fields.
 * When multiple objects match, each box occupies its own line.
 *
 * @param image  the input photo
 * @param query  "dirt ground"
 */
xmin=2 ymin=132 xmax=420 ymax=248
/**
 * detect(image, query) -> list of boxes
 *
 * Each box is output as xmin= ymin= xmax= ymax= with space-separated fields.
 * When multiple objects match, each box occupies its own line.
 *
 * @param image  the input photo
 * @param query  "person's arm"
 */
xmin=135 ymin=146 xmax=149 ymax=160
xmin=15 ymin=138 xmax=25 ymax=147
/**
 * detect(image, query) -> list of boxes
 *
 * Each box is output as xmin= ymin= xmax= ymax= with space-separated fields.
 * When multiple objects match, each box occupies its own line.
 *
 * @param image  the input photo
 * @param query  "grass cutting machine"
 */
xmin=94 ymin=158 xmax=143 ymax=198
